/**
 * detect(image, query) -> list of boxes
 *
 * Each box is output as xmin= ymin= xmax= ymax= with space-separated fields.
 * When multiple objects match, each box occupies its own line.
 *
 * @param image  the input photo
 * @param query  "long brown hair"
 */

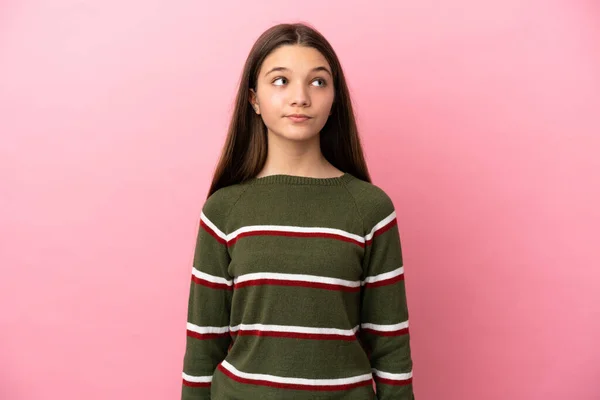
xmin=207 ymin=22 xmax=372 ymax=198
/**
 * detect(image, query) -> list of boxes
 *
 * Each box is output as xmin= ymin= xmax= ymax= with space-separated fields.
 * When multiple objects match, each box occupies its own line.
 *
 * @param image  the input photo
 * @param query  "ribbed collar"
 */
xmin=245 ymin=172 xmax=354 ymax=186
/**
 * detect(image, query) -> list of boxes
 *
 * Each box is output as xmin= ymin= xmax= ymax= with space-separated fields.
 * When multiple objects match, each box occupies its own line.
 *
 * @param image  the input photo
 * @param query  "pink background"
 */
xmin=1 ymin=0 xmax=599 ymax=399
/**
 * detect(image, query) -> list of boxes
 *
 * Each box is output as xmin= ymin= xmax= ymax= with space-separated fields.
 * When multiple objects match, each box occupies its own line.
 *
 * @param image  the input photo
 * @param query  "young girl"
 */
xmin=181 ymin=22 xmax=415 ymax=400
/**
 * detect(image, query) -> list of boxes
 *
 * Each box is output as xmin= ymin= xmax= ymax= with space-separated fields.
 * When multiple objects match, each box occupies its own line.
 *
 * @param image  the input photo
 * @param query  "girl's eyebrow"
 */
xmin=264 ymin=66 xmax=332 ymax=77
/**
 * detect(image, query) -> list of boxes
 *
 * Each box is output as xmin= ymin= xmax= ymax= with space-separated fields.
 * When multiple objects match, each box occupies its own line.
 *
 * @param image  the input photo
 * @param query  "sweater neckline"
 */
xmin=245 ymin=172 xmax=353 ymax=186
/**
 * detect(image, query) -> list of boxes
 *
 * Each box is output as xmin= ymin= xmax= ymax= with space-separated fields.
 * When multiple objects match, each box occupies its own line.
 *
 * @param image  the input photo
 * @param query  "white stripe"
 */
xmin=188 ymin=323 xmax=360 ymax=336
xmin=187 ymin=322 xmax=229 ymax=334
xmin=229 ymin=323 xmax=359 ymax=336
xmin=362 ymin=266 xmax=404 ymax=285
xmin=371 ymin=368 xmax=413 ymax=381
xmin=200 ymin=211 xmax=227 ymax=240
xmin=234 ymin=272 xmax=361 ymax=288
xmin=220 ymin=360 xmax=372 ymax=386
xmin=227 ymin=224 xmax=365 ymax=244
xmin=233 ymin=268 xmax=403 ymax=287
xmin=361 ymin=320 xmax=409 ymax=332
xmin=182 ymin=371 xmax=213 ymax=383
xmin=216 ymin=210 xmax=396 ymax=244
xmin=365 ymin=211 xmax=396 ymax=242
xmin=192 ymin=267 xmax=233 ymax=286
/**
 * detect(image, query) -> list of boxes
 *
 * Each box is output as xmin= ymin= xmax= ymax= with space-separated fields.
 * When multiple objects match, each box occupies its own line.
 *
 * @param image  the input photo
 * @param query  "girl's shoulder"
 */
xmin=343 ymin=176 xmax=399 ymax=231
xmin=201 ymin=183 xmax=250 ymax=226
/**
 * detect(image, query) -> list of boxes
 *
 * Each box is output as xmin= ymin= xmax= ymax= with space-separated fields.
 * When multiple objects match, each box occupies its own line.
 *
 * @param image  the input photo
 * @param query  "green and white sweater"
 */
xmin=181 ymin=172 xmax=415 ymax=400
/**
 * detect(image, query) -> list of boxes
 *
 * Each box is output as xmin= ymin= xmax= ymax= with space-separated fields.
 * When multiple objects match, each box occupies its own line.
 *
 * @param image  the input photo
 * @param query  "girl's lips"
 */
xmin=287 ymin=116 xmax=311 ymax=122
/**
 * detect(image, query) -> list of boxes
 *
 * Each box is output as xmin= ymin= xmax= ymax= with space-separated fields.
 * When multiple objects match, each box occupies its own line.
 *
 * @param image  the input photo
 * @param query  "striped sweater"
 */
xmin=181 ymin=172 xmax=415 ymax=400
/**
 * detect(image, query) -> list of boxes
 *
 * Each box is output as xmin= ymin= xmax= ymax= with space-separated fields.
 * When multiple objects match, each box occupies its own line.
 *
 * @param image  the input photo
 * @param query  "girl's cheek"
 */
xmin=268 ymin=92 xmax=284 ymax=108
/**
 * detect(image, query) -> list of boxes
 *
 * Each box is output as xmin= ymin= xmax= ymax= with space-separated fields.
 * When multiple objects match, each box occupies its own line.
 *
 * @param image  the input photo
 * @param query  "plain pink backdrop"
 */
xmin=1 ymin=0 xmax=599 ymax=399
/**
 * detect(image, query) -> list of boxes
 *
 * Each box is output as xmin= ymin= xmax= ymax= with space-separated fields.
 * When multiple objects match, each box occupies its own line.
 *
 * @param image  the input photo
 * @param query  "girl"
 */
xmin=181 ymin=22 xmax=415 ymax=400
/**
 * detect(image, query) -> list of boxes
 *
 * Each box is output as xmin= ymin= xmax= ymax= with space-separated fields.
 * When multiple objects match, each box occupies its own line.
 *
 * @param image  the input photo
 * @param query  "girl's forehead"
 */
xmin=261 ymin=45 xmax=330 ymax=74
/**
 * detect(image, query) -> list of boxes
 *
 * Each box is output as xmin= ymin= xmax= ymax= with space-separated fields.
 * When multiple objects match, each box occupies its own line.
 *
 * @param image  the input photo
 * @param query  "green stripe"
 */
xmin=363 ymin=334 xmax=413 ymax=372
xmin=363 ymin=227 xmax=404 ymax=276
xmin=230 ymin=234 xmax=364 ymax=280
xmin=374 ymin=383 xmax=414 ymax=400
xmin=211 ymin=366 xmax=377 ymax=400
xmin=227 ymin=335 xmax=371 ymax=377
xmin=186 ymin=281 xmax=231 ymax=326
xmin=192 ymin=228 xmax=230 ymax=278
xmin=230 ymin=284 xmax=360 ymax=327
xmin=228 ymin=184 xmax=362 ymax=231
xmin=361 ymin=281 xmax=409 ymax=323
xmin=181 ymin=384 xmax=211 ymax=400
xmin=182 ymin=335 xmax=230 ymax=376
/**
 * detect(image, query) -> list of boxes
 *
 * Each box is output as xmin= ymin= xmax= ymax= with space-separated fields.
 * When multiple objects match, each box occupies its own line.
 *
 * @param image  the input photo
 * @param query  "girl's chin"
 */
xmin=270 ymin=130 xmax=321 ymax=142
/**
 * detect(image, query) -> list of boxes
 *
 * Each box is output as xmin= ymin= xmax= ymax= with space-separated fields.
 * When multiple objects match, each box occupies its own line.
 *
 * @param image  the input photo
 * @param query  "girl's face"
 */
xmin=249 ymin=45 xmax=335 ymax=142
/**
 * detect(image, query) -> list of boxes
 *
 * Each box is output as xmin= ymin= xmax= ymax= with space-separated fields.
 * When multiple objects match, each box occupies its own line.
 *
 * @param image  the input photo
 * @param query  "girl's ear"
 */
xmin=249 ymin=88 xmax=260 ymax=114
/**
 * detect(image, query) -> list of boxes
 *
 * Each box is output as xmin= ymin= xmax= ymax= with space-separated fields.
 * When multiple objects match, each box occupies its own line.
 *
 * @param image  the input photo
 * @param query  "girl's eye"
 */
xmin=272 ymin=77 xmax=327 ymax=87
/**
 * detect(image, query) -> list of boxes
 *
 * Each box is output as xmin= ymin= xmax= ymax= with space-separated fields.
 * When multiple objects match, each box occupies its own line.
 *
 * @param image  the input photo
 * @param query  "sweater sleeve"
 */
xmin=181 ymin=201 xmax=233 ymax=400
xmin=359 ymin=195 xmax=415 ymax=400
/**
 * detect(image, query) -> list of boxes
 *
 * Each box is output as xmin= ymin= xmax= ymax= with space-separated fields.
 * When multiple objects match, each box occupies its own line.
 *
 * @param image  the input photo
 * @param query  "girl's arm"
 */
xmin=359 ymin=195 xmax=415 ymax=400
xmin=181 ymin=200 xmax=233 ymax=400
